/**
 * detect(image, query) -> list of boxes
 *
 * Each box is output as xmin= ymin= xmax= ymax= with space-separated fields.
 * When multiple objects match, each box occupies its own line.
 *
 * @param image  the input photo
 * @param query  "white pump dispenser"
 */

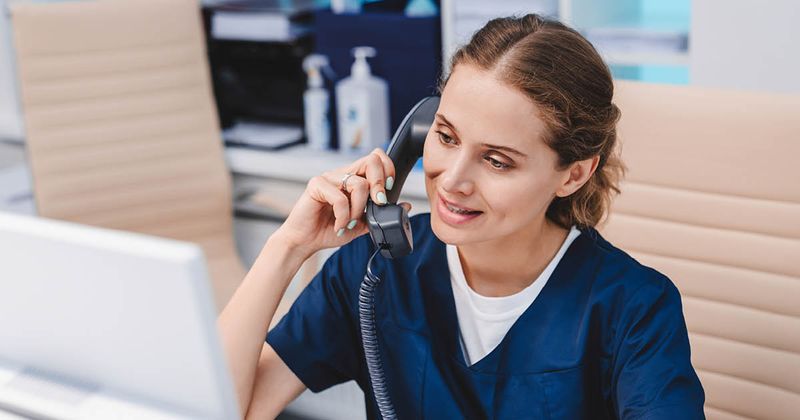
xmin=351 ymin=46 xmax=373 ymax=78
xmin=335 ymin=46 xmax=390 ymax=154
xmin=302 ymin=54 xmax=331 ymax=150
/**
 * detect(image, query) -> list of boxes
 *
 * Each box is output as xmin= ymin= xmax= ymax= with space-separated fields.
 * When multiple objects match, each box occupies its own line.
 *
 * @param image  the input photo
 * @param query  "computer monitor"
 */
xmin=0 ymin=212 xmax=240 ymax=419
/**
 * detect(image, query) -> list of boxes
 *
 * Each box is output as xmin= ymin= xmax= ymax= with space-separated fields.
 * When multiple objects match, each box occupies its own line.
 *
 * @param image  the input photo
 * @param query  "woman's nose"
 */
xmin=440 ymin=156 xmax=475 ymax=196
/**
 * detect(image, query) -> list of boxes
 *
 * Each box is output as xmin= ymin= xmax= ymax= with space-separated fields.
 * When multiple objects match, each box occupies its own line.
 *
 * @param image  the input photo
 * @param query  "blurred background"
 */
xmin=0 ymin=0 xmax=798 ymax=419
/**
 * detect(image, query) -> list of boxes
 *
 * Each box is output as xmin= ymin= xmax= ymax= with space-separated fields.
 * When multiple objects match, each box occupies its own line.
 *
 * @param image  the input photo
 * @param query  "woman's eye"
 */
xmin=437 ymin=131 xmax=455 ymax=145
xmin=436 ymin=131 xmax=511 ymax=170
xmin=486 ymin=156 xmax=511 ymax=170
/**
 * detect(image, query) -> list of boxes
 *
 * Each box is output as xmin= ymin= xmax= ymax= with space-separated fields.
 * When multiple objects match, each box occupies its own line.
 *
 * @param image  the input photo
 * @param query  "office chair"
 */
xmin=602 ymin=81 xmax=800 ymax=419
xmin=9 ymin=0 xmax=275 ymax=311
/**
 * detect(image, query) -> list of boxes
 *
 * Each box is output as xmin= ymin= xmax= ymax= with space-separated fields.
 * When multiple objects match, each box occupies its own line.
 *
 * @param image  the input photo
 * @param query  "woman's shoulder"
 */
xmin=579 ymin=227 xmax=681 ymax=302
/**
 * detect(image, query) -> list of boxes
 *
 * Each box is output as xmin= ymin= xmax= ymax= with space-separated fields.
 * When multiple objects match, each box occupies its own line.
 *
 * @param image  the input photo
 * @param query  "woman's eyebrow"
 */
xmin=480 ymin=143 xmax=528 ymax=158
xmin=435 ymin=113 xmax=459 ymax=136
xmin=436 ymin=113 xmax=528 ymax=158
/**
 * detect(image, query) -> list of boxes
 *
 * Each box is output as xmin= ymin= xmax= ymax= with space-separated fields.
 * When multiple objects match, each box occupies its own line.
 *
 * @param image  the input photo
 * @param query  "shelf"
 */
xmin=602 ymin=50 xmax=689 ymax=67
xmin=584 ymin=25 xmax=689 ymax=68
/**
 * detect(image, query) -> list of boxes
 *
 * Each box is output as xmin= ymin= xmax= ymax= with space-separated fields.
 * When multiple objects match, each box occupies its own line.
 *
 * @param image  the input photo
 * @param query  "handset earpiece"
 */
xmin=366 ymin=96 xmax=440 ymax=259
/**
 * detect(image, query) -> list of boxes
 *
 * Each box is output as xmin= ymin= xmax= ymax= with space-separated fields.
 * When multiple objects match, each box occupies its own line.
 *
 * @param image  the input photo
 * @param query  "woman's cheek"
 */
xmin=423 ymin=141 xmax=447 ymax=174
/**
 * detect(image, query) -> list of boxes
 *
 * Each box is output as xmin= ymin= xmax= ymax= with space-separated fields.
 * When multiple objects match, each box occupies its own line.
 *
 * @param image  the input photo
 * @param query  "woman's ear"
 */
xmin=556 ymin=155 xmax=600 ymax=198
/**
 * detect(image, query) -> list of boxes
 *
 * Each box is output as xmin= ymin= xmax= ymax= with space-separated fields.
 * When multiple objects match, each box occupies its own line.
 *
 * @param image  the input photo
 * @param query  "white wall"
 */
xmin=691 ymin=0 xmax=800 ymax=93
xmin=0 ymin=0 xmax=24 ymax=141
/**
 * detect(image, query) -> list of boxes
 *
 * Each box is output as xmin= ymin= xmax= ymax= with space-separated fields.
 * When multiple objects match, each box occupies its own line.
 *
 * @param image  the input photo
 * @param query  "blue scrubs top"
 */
xmin=267 ymin=213 xmax=705 ymax=419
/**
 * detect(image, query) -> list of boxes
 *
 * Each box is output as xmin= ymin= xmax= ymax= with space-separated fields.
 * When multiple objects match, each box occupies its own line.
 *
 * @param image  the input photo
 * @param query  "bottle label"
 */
xmin=341 ymin=92 xmax=369 ymax=153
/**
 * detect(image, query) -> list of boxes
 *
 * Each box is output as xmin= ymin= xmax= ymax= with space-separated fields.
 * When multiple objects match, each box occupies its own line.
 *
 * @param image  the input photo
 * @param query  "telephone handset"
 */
xmin=366 ymin=96 xmax=440 ymax=259
xmin=360 ymin=96 xmax=439 ymax=420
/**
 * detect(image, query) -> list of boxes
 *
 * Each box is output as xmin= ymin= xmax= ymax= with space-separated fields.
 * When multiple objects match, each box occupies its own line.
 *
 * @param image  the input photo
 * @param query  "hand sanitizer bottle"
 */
xmin=335 ymin=46 xmax=390 ymax=155
xmin=302 ymin=54 xmax=331 ymax=150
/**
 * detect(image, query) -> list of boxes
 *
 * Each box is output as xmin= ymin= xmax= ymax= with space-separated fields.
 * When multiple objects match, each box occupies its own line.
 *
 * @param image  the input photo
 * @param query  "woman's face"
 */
xmin=423 ymin=64 xmax=570 ymax=245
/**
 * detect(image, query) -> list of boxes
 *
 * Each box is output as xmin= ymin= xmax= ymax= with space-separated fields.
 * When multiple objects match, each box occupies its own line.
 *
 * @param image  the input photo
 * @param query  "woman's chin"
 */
xmin=430 ymin=213 xmax=478 ymax=245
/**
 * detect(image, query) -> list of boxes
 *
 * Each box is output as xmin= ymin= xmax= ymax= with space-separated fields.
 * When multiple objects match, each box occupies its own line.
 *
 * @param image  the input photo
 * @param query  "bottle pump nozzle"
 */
xmin=303 ymin=54 xmax=330 ymax=88
xmin=351 ymin=46 xmax=376 ymax=79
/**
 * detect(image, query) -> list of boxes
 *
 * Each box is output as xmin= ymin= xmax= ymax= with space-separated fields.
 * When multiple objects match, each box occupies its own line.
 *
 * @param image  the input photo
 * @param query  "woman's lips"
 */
xmin=440 ymin=196 xmax=479 ymax=212
xmin=437 ymin=196 xmax=483 ymax=226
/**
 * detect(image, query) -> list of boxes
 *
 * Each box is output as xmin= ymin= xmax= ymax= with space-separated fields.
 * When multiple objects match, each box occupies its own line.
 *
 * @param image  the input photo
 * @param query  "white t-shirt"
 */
xmin=447 ymin=226 xmax=581 ymax=366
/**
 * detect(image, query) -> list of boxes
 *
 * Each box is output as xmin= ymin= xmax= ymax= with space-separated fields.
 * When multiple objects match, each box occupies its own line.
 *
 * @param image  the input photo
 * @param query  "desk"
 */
xmin=0 ymin=141 xmax=432 ymax=265
xmin=225 ymin=145 xmax=429 ymax=200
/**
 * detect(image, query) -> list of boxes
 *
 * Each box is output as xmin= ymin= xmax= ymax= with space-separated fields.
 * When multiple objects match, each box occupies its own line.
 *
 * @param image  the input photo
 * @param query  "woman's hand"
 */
xmin=274 ymin=148 xmax=411 ymax=257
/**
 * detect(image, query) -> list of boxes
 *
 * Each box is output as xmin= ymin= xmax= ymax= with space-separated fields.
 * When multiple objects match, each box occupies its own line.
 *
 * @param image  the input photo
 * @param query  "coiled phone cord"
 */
xmin=359 ymin=247 xmax=397 ymax=420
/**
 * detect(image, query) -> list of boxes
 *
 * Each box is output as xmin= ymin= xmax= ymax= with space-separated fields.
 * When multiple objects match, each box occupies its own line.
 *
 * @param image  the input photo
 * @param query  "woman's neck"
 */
xmin=456 ymin=219 xmax=569 ymax=297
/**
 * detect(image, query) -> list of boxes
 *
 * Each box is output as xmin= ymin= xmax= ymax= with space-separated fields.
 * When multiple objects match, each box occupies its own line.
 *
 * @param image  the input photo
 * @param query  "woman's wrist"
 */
xmin=265 ymin=228 xmax=316 ymax=266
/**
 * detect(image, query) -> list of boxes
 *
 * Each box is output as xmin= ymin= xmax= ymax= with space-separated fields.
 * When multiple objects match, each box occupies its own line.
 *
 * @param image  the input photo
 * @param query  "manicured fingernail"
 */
xmin=336 ymin=228 xmax=345 ymax=237
xmin=385 ymin=176 xmax=394 ymax=191
xmin=347 ymin=219 xmax=357 ymax=230
xmin=376 ymin=191 xmax=387 ymax=205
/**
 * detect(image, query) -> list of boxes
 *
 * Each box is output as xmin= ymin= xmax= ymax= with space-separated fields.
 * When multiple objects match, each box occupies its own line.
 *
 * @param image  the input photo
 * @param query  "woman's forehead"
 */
xmin=439 ymin=64 xmax=549 ymax=150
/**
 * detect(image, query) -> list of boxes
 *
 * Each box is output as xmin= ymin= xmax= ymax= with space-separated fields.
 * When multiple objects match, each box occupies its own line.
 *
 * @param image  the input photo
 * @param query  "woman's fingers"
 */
xmin=342 ymin=149 xmax=397 ymax=206
xmin=371 ymin=148 xmax=396 ymax=192
xmin=292 ymin=148 xmax=404 ymax=249
xmin=304 ymin=149 xmax=400 ymax=238
xmin=308 ymin=175 xmax=352 ymax=235
xmin=344 ymin=175 xmax=370 ymax=229
xmin=308 ymin=169 xmax=414 ymax=241
xmin=362 ymin=152 xmax=388 ymax=205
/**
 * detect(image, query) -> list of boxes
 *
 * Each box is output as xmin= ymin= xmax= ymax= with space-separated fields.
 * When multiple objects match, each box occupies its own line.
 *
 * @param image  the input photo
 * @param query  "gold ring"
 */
xmin=340 ymin=172 xmax=356 ymax=192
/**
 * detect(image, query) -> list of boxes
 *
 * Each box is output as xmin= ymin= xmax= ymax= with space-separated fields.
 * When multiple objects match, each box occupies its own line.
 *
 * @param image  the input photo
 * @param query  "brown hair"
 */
xmin=440 ymin=14 xmax=625 ymax=229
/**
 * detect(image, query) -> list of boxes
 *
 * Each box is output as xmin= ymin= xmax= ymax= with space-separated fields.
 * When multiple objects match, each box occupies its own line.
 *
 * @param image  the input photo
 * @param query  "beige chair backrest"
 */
xmin=10 ymin=0 xmax=244 ymax=309
xmin=602 ymin=81 xmax=800 ymax=419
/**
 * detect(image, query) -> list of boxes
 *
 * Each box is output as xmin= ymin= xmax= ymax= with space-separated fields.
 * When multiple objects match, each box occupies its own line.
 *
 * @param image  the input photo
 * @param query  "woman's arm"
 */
xmin=245 ymin=343 xmax=305 ymax=419
xmin=611 ymin=273 xmax=705 ymax=419
xmin=217 ymin=231 xmax=311 ymax=416
xmin=217 ymin=148 xmax=401 ymax=417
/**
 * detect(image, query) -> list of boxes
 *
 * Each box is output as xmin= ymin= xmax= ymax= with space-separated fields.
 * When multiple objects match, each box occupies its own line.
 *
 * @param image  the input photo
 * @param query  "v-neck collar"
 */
xmin=418 ymin=226 xmax=598 ymax=375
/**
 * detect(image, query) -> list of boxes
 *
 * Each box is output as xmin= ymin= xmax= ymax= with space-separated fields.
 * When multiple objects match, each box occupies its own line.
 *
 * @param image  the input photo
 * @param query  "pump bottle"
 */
xmin=335 ymin=46 xmax=390 ymax=154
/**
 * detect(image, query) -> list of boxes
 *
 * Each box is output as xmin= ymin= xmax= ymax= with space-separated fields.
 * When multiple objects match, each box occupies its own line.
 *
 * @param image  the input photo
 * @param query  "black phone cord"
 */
xmin=359 ymin=246 xmax=397 ymax=420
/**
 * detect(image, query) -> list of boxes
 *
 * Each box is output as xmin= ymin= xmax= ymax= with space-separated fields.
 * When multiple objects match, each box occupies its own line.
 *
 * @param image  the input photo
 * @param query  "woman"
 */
xmin=219 ymin=14 xmax=705 ymax=419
